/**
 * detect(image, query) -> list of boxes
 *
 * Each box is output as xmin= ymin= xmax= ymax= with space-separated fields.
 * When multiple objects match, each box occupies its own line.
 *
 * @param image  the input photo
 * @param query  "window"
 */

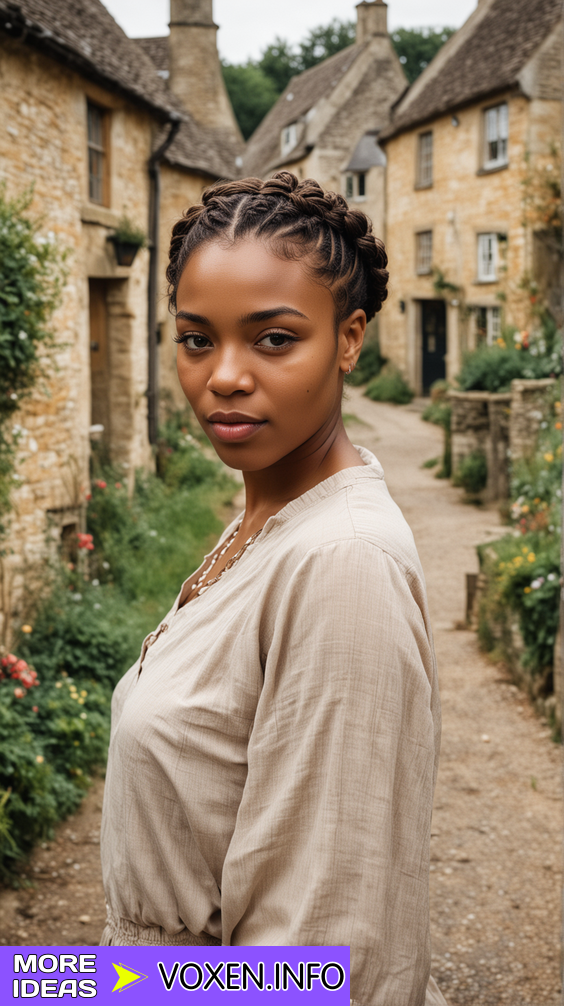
xmin=417 ymin=131 xmax=433 ymax=188
xmin=416 ymin=231 xmax=433 ymax=274
xmin=344 ymin=172 xmax=367 ymax=201
xmin=87 ymin=101 xmax=109 ymax=205
xmin=477 ymin=233 xmax=498 ymax=282
xmin=475 ymin=306 xmax=501 ymax=345
xmin=281 ymin=122 xmax=298 ymax=157
xmin=484 ymin=104 xmax=508 ymax=169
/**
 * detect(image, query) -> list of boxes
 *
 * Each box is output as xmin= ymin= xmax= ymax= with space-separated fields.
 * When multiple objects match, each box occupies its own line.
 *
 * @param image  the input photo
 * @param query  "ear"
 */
xmin=338 ymin=309 xmax=366 ymax=374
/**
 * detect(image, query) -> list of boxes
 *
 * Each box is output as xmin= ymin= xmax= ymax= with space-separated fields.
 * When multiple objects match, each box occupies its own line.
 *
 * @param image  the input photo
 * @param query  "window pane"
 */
xmin=478 ymin=233 xmax=498 ymax=280
xmin=358 ymin=173 xmax=366 ymax=197
xmin=89 ymin=148 xmax=103 ymax=204
xmin=484 ymin=105 xmax=508 ymax=167
xmin=88 ymin=104 xmax=103 ymax=148
xmin=345 ymin=175 xmax=353 ymax=199
xmin=418 ymin=132 xmax=433 ymax=187
xmin=416 ymin=231 xmax=433 ymax=274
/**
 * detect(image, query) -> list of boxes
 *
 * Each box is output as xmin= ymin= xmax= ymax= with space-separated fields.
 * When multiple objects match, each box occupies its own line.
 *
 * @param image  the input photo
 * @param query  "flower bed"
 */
xmin=0 ymin=418 xmax=238 ymax=881
xmin=476 ymin=384 xmax=562 ymax=730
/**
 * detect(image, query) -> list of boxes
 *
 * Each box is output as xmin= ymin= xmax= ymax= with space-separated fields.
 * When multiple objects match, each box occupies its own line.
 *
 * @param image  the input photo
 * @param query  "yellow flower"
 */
xmin=524 ymin=587 xmax=532 ymax=594
xmin=515 ymin=343 xmax=522 ymax=351
xmin=55 ymin=681 xmax=63 ymax=689
xmin=513 ymin=556 xmax=523 ymax=566
xmin=521 ymin=505 xmax=529 ymax=514
xmin=528 ymin=553 xmax=536 ymax=563
xmin=78 ymin=698 xmax=85 ymax=705
xmin=533 ymin=498 xmax=541 ymax=505
xmin=496 ymin=337 xmax=505 ymax=348
xmin=556 ymin=422 xmax=562 ymax=431
xmin=21 ymin=625 xmax=32 ymax=634
xmin=74 ymin=740 xmax=80 ymax=746
xmin=36 ymin=755 xmax=44 ymax=763
xmin=521 ymin=546 xmax=528 ymax=554
xmin=555 ymin=401 xmax=562 ymax=413
xmin=544 ymin=453 xmax=554 ymax=463
xmin=80 ymin=690 xmax=88 ymax=697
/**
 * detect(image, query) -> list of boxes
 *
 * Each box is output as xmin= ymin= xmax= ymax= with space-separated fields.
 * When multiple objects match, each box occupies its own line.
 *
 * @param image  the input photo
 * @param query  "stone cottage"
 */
xmin=378 ymin=0 xmax=562 ymax=394
xmin=0 ymin=0 xmax=241 ymax=639
xmin=244 ymin=1 xmax=407 ymax=243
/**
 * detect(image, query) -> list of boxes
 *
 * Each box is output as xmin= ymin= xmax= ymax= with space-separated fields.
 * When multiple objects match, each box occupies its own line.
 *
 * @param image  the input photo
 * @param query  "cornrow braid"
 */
xmin=167 ymin=171 xmax=389 ymax=325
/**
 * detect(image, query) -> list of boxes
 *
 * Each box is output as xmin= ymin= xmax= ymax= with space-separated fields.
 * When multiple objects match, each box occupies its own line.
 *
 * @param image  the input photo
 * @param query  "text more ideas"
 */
xmin=12 ymin=954 xmax=96 ymax=999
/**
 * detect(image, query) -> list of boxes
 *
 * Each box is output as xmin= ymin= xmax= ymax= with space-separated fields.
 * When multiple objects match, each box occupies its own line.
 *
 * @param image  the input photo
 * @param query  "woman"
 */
xmin=100 ymin=172 xmax=447 ymax=1006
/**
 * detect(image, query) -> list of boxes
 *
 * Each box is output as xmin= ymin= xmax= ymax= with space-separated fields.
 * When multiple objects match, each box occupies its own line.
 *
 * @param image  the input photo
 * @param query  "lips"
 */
xmin=207 ymin=412 xmax=267 ymax=443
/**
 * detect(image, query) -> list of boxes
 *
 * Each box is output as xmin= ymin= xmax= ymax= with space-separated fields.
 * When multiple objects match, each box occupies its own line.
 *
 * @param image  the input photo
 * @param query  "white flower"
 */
xmin=18 ymin=330 xmax=28 ymax=340
xmin=10 ymin=393 xmax=17 ymax=400
xmin=94 ymin=603 xmax=101 ymax=610
xmin=149 ymin=530 xmax=158 ymax=537
xmin=102 ymin=561 xmax=110 ymax=570
xmin=548 ymin=573 xmax=556 ymax=582
xmin=80 ymin=712 xmax=87 ymax=720
xmin=71 ymin=593 xmax=82 ymax=602
xmin=91 ymin=579 xmax=99 ymax=587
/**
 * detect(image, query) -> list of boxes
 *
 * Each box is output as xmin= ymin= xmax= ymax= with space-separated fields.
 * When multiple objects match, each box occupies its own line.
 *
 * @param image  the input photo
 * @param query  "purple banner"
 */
xmin=1 ymin=947 xmax=350 ymax=1003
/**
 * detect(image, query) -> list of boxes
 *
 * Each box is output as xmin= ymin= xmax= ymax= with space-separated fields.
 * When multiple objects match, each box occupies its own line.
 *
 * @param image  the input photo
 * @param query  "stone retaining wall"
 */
xmin=449 ymin=378 xmax=557 ymax=501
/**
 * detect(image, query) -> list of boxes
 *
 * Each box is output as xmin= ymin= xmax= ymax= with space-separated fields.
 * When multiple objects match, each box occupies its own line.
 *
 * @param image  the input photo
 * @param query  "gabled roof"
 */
xmin=381 ymin=0 xmax=562 ymax=141
xmin=135 ymin=34 xmax=241 ymax=181
xmin=244 ymin=43 xmax=368 ymax=177
xmin=0 ymin=0 xmax=183 ymax=121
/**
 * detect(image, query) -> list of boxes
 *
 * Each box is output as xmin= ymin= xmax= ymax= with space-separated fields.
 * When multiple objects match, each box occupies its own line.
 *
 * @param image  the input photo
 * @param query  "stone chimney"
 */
xmin=169 ymin=0 xmax=241 ymax=134
xmin=356 ymin=1 xmax=388 ymax=44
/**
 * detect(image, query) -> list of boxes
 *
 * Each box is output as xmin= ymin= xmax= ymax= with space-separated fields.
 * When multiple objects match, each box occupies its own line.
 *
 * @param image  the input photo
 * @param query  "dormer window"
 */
xmin=281 ymin=123 xmax=298 ymax=157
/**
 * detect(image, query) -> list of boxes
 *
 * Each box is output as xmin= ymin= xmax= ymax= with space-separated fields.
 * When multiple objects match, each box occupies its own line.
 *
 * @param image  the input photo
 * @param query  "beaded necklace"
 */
xmin=187 ymin=524 xmax=263 ymax=599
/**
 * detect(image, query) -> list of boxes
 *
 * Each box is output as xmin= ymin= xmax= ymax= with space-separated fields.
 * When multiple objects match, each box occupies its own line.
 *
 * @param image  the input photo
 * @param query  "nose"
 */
xmin=207 ymin=346 xmax=255 ymax=397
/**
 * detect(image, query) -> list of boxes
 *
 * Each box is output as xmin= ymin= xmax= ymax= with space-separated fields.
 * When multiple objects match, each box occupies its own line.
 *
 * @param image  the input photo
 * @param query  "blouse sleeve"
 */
xmin=220 ymin=537 xmax=441 ymax=1006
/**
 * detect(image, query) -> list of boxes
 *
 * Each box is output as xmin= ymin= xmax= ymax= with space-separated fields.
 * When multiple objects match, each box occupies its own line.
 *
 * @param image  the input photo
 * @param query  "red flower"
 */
xmin=14 ymin=687 xmax=25 ymax=699
xmin=95 ymin=480 xmax=107 ymax=489
xmin=77 ymin=533 xmax=94 ymax=551
xmin=32 ymin=706 xmax=39 ymax=713
xmin=85 ymin=493 xmax=92 ymax=501
xmin=115 ymin=482 xmax=122 ymax=489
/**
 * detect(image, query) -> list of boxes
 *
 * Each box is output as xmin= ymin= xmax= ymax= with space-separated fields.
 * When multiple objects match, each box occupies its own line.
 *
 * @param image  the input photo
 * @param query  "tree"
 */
xmin=391 ymin=27 xmax=456 ymax=85
xmin=222 ymin=62 xmax=279 ymax=140
xmin=222 ymin=21 xmax=456 ymax=138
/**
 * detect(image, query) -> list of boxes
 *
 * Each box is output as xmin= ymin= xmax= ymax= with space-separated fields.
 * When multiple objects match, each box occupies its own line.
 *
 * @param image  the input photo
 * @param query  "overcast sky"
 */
xmin=101 ymin=0 xmax=477 ymax=63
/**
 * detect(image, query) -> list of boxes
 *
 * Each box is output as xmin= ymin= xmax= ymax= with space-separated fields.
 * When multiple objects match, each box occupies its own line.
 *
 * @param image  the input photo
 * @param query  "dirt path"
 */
xmin=1 ymin=391 xmax=561 ymax=1006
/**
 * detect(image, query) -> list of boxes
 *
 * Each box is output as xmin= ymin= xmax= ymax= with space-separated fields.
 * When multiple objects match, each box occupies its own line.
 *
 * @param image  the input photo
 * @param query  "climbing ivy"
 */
xmin=0 ymin=186 xmax=66 ymax=540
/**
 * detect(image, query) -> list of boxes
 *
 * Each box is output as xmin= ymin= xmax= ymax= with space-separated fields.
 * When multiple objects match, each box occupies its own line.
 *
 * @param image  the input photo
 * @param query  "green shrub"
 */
xmin=477 ymin=532 xmax=560 ymax=673
xmin=456 ymin=317 xmax=562 ymax=393
xmin=364 ymin=366 xmax=414 ymax=405
xmin=0 ymin=662 xmax=110 ymax=881
xmin=452 ymin=451 xmax=488 ymax=496
xmin=422 ymin=383 xmax=452 ymax=478
xmin=347 ymin=340 xmax=386 ymax=386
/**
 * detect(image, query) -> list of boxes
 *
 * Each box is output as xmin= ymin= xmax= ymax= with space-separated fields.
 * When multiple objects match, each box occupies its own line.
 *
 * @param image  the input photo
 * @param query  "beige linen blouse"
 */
xmin=100 ymin=446 xmax=447 ymax=1006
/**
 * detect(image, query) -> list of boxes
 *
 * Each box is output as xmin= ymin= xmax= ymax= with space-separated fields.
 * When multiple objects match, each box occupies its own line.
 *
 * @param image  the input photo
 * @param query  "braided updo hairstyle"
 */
xmin=167 ymin=171 xmax=388 ymax=328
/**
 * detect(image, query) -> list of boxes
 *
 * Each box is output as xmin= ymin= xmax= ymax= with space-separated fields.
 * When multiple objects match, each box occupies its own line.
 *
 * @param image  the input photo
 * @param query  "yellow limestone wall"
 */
xmin=0 ymin=37 xmax=157 ymax=637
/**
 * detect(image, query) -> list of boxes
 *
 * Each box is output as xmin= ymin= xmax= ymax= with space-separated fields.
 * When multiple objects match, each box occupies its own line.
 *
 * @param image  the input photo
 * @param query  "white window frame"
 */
xmin=344 ymin=172 xmax=367 ymax=202
xmin=417 ymin=131 xmax=433 ymax=188
xmin=475 ymin=305 xmax=501 ymax=345
xmin=477 ymin=233 xmax=498 ymax=282
xmin=281 ymin=122 xmax=298 ymax=157
xmin=483 ymin=104 xmax=508 ymax=170
xmin=416 ymin=231 xmax=433 ymax=275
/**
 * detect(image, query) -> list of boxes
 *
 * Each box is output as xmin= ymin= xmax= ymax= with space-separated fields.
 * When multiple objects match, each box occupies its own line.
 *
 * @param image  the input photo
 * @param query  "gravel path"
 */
xmin=1 ymin=390 xmax=561 ymax=1006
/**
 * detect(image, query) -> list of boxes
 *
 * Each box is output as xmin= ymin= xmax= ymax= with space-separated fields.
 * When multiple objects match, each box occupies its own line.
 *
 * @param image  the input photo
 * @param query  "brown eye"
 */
xmin=258 ymin=332 xmax=297 ymax=350
xmin=176 ymin=334 xmax=211 ymax=350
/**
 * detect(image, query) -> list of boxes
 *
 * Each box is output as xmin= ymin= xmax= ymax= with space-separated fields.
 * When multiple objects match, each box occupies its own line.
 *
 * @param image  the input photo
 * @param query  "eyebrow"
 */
xmin=175 ymin=307 xmax=309 ymax=327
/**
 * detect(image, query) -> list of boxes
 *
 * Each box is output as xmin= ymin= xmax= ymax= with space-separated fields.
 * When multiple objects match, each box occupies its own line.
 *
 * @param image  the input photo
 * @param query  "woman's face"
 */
xmin=174 ymin=237 xmax=364 ymax=472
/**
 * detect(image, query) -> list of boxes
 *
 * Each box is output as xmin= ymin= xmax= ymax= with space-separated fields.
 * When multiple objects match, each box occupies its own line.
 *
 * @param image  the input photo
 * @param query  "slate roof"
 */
xmin=0 ymin=0 xmax=183 ymax=121
xmin=136 ymin=36 xmax=169 ymax=75
xmin=346 ymin=131 xmax=386 ymax=172
xmin=381 ymin=0 xmax=562 ymax=141
xmin=244 ymin=43 xmax=368 ymax=177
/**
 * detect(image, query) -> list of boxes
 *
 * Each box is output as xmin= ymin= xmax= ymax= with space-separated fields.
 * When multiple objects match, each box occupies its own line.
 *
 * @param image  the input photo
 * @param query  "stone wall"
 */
xmin=0 ymin=38 xmax=158 ymax=642
xmin=449 ymin=378 xmax=557 ymax=502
